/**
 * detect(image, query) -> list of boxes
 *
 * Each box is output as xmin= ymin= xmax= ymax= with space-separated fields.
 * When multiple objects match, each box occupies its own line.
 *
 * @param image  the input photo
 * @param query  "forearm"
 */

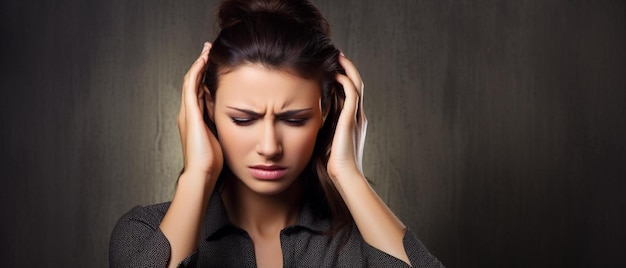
xmin=160 ymin=171 xmax=215 ymax=268
xmin=333 ymin=171 xmax=411 ymax=266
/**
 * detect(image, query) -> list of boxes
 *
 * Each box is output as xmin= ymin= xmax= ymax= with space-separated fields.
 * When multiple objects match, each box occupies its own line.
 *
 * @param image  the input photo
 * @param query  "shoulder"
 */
xmin=112 ymin=202 xmax=172 ymax=232
xmin=109 ymin=202 xmax=174 ymax=267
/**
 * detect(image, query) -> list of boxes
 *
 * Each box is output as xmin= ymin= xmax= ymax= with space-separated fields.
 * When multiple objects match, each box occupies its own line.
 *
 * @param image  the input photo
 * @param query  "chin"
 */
xmin=237 ymin=175 xmax=299 ymax=197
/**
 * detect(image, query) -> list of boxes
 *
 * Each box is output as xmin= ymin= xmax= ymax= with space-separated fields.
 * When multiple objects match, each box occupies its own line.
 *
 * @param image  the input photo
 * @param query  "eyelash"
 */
xmin=231 ymin=118 xmax=254 ymax=126
xmin=283 ymin=118 xmax=307 ymax=126
xmin=230 ymin=118 xmax=308 ymax=127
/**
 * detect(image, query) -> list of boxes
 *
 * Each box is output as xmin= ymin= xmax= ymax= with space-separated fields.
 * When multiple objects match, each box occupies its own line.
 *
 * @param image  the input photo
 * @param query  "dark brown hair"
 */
xmin=203 ymin=0 xmax=350 ymax=231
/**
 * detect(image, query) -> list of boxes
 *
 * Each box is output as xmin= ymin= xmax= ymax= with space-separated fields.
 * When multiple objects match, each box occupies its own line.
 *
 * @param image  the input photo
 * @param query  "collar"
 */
xmin=201 ymin=193 xmax=332 ymax=241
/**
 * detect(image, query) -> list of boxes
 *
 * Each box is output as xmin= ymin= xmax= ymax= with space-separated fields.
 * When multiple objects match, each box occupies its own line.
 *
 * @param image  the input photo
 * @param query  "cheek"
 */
xmin=215 ymin=118 xmax=251 ymax=160
xmin=283 ymin=126 xmax=319 ymax=160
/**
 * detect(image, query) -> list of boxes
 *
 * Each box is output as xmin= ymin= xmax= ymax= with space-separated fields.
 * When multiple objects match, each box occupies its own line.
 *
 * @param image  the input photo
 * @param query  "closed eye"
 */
xmin=283 ymin=118 xmax=308 ymax=126
xmin=231 ymin=117 xmax=255 ymax=126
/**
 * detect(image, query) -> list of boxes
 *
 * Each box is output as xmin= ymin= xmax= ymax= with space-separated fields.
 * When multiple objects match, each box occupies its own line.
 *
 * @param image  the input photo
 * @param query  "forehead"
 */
xmin=215 ymin=64 xmax=321 ymax=107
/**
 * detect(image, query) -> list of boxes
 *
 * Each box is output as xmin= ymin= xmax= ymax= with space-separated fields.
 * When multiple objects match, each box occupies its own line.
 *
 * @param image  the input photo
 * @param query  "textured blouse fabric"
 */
xmin=109 ymin=194 xmax=444 ymax=267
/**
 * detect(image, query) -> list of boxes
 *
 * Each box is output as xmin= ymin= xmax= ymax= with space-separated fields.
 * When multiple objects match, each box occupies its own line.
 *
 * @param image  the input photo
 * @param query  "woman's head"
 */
xmin=203 ymin=0 xmax=348 ymax=224
xmin=204 ymin=0 xmax=344 ymax=114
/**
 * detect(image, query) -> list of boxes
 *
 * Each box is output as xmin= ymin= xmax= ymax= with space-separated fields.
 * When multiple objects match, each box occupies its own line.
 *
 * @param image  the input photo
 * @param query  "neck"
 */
xmin=221 ymin=176 xmax=303 ymax=237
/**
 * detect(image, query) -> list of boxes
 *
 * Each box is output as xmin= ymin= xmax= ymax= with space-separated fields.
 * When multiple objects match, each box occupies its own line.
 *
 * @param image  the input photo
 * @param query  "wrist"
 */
xmin=178 ymin=170 xmax=218 ymax=193
xmin=329 ymin=167 xmax=365 ymax=186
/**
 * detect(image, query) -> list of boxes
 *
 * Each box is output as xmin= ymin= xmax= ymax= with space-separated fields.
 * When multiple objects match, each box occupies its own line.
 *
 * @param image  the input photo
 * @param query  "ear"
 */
xmin=203 ymin=85 xmax=216 ymax=122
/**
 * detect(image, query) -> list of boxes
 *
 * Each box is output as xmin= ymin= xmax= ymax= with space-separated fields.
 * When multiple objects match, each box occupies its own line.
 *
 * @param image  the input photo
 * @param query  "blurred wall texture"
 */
xmin=1 ymin=0 xmax=624 ymax=266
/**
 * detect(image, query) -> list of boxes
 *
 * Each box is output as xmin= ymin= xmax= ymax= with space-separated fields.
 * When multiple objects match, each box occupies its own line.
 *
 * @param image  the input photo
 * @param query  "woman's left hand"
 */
xmin=327 ymin=54 xmax=368 ymax=181
xmin=327 ymin=54 xmax=411 ymax=265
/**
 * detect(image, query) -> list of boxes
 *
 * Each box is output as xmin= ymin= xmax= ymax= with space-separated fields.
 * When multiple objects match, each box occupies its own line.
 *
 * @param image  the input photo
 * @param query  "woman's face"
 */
xmin=210 ymin=64 xmax=323 ymax=196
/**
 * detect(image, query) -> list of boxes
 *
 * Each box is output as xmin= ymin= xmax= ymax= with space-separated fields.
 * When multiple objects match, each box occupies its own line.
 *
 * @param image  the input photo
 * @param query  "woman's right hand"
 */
xmin=162 ymin=42 xmax=224 ymax=267
xmin=177 ymin=42 xmax=223 ymax=182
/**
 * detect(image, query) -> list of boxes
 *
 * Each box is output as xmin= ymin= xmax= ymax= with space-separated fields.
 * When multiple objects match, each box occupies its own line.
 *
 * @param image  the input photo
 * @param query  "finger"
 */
xmin=334 ymin=73 xmax=363 ymax=172
xmin=197 ymin=86 xmax=205 ymax=114
xmin=184 ymin=42 xmax=211 ymax=94
xmin=185 ymin=42 xmax=211 ymax=96
xmin=194 ymin=45 xmax=211 ymax=110
xmin=338 ymin=55 xmax=366 ymax=125
xmin=336 ymin=73 xmax=359 ymax=125
xmin=183 ymin=43 xmax=211 ymax=122
xmin=178 ymin=103 xmax=188 ymax=167
xmin=180 ymin=42 xmax=211 ymax=165
xmin=338 ymin=55 xmax=363 ymax=97
xmin=178 ymin=76 xmax=187 ymax=161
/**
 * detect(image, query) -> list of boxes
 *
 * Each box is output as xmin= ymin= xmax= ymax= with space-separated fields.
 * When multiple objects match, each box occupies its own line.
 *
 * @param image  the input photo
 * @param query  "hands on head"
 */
xmin=177 ymin=42 xmax=368 ymax=188
xmin=167 ymin=42 xmax=408 ymax=266
xmin=178 ymin=42 xmax=223 ymax=183
xmin=162 ymin=43 xmax=223 ymax=268
xmin=328 ymin=54 xmax=368 ymax=182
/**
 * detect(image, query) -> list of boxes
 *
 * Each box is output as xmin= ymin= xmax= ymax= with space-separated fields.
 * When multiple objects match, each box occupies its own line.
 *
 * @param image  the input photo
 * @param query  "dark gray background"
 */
xmin=1 ymin=0 xmax=624 ymax=267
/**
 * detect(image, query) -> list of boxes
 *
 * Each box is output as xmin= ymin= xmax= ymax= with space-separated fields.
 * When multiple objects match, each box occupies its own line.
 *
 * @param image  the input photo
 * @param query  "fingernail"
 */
xmin=340 ymin=51 xmax=345 ymax=57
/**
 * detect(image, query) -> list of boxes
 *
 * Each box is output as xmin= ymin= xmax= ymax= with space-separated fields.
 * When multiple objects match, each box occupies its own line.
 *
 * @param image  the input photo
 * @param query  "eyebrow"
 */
xmin=226 ymin=106 xmax=312 ymax=117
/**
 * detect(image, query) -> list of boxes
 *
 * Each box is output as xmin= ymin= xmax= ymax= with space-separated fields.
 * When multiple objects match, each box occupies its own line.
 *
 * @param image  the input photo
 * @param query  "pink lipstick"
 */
xmin=249 ymin=165 xmax=287 ymax=180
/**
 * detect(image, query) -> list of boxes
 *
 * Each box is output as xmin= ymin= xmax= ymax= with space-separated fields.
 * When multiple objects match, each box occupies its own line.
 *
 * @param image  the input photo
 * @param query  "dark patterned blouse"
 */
xmin=110 ymin=194 xmax=443 ymax=267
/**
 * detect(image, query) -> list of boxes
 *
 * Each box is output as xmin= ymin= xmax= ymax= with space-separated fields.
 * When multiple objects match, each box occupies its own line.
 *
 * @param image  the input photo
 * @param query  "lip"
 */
xmin=249 ymin=165 xmax=287 ymax=180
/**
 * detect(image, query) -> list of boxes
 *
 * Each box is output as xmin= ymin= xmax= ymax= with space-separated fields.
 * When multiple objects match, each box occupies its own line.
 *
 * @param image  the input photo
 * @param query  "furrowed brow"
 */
xmin=226 ymin=107 xmax=312 ymax=117
xmin=226 ymin=107 xmax=262 ymax=117
xmin=276 ymin=108 xmax=312 ymax=117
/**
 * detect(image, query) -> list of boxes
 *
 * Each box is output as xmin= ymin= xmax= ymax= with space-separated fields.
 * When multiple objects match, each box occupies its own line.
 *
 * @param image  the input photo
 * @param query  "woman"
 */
xmin=110 ymin=0 xmax=443 ymax=267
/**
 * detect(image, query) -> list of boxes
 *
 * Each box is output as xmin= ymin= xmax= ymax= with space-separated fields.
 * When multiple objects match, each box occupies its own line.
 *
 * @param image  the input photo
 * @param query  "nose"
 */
xmin=256 ymin=121 xmax=282 ymax=159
